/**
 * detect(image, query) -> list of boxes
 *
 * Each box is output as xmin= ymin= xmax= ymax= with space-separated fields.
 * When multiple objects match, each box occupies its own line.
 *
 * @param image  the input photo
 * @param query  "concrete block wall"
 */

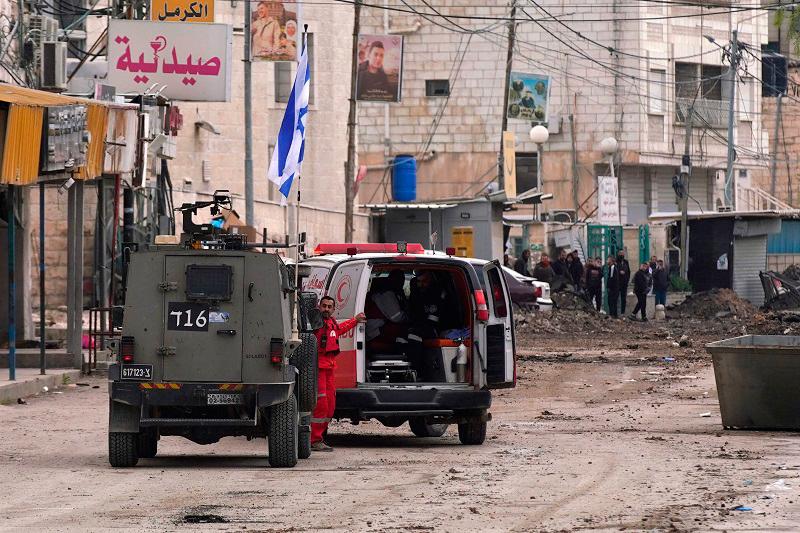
xmin=757 ymin=95 xmax=800 ymax=207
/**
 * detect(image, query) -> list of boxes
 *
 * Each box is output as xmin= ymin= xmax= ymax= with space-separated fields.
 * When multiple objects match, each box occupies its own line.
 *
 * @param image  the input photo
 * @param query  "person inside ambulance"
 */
xmin=365 ymin=269 xmax=410 ymax=352
xmin=404 ymin=270 xmax=448 ymax=369
xmin=311 ymin=295 xmax=365 ymax=452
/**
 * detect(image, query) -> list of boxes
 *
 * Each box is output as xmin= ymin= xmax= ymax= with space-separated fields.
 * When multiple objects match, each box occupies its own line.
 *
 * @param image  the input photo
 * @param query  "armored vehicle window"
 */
xmin=186 ymin=264 xmax=234 ymax=301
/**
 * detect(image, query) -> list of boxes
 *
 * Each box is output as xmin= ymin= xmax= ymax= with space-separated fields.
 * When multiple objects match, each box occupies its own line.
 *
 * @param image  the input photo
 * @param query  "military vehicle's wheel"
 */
xmin=138 ymin=429 xmax=158 ymax=459
xmin=268 ymin=396 xmax=298 ymax=468
xmin=457 ymin=420 xmax=487 ymax=445
xmin=291 ymin=333 xmax=318 ymax=412
xmin=109 ymin=432 xmax=139 ymax=467
xmin=409 ymin=419 xmax=449 ymax=438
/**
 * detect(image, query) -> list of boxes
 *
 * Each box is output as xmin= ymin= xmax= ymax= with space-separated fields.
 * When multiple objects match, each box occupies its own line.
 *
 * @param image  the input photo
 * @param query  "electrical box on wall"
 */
xmin=40 ymin=105 xmax=88 ymax=172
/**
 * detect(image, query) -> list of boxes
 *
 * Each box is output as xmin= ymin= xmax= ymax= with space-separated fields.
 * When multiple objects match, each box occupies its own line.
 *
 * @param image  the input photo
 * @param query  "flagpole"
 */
xmin=293 ymin=27 xmax=309 ymax=288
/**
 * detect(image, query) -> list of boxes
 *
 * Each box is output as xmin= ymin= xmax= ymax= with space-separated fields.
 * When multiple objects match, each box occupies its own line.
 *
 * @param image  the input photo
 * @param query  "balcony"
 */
xmin=675 ymin=97 xmax=728 ymax=128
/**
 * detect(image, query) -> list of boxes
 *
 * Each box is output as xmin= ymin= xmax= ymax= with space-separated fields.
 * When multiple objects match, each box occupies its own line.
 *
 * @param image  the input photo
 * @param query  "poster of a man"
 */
xmin=356 ymin=35 xmax=403 ymax=102
xmin=507 ymin=72 xmax=550 ymax=122
xmin=251 ymin=1 xmax=297 ymax=61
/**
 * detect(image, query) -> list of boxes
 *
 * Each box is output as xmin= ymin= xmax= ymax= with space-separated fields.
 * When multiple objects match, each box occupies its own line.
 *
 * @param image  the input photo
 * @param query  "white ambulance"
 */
xmin=300 ymin=243 xmax=516 ymax=445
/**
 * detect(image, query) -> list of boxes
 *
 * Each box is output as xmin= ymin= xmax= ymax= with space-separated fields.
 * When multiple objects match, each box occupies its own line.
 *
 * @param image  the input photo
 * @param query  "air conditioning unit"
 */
xmin=40 ymin=41 xmax=68 ymax=90
xmin=541 ymin=209 xmax=576 ymax=223
xmin=26 ymin=15 xmax=59 ymax=69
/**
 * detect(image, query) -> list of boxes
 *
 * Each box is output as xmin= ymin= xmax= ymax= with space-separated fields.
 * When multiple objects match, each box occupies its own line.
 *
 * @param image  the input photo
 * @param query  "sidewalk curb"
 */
xmin=0 ymin=370 xmax=83 ymax=404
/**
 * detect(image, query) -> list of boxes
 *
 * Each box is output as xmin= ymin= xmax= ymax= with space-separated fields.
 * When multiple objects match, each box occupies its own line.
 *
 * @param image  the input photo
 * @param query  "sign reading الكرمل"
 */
xmin=150 ymin=0 xmax=214 ymax=22
xmin=107 ymin=20 xmax=232 ymax=102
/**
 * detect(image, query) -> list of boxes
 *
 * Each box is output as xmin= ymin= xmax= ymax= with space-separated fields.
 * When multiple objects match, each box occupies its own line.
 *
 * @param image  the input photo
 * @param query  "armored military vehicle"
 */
xmin=108 ymin=192 xmax=317 ymax=468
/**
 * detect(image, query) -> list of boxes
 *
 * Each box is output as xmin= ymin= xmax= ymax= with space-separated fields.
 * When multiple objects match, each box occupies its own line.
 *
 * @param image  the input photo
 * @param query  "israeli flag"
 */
xmin=268 ymin=37 xmax=309 ymax=201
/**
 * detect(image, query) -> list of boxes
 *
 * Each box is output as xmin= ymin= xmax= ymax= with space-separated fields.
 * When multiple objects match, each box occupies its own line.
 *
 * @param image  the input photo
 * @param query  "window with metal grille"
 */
xmin=425 ymin=79 xmax=450 ymax=97
xmin=515 ymin=152 xmax=538 ymax=192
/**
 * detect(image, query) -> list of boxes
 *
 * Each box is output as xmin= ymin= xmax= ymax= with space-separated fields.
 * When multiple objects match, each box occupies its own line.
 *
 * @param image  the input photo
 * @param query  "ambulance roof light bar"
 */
xmin=313 ymin=243 xmax=425 ymax=255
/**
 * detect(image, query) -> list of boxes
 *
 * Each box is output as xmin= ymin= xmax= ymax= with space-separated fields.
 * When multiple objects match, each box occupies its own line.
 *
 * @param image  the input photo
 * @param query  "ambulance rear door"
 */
xmin=327 ymin=259 xmax=371 ymax=388
xmin=481 ymin=260 xmax=516 ymax=388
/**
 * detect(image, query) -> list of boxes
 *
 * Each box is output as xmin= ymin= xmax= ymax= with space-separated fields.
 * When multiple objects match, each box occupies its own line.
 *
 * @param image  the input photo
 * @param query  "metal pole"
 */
xmin=498 ymin=0 xmax=516 ymax=190
xmin=344 ymin=0 xmax=361 ymax=243
xmin=72 ymin=181 xmax=84 ymax=371
xmin=244 ymin=0 xmax=254 ymax=226
xmin=7 ymin=185 xmax=16 ymax=380
xmin=39 ymin=183 xmax=45 ymax=374
xmin=725 ymin=29 xmax=739 ymax=209
xmin=770 ymin=92 xmax=783 ymax=198
xmin=680 ymin=107 xmax=693 ymax=279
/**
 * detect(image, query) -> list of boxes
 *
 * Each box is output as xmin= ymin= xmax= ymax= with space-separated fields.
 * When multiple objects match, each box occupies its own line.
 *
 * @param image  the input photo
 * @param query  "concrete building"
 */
xmin=356 ymin=1 xmax=776 ymax=249
xmin=22 ymin=1 xmax=370 ymax=309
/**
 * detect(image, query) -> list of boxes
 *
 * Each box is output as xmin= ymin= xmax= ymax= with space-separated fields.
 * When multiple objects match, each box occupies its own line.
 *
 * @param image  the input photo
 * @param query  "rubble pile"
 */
xmin=516 ymin=309 xmax=616 ymax=337
xmin=783 ymin=264 xmax=800 ymax=282
xmin=551 ymin=291 xmax=598 ymax=312
xmin=667 ymin=289 xmax=757 ymax=320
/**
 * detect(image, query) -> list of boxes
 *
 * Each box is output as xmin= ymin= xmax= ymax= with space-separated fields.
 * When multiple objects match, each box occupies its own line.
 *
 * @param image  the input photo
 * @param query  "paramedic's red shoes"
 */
xmin=311 ymin=442 xmax=334 ymax=452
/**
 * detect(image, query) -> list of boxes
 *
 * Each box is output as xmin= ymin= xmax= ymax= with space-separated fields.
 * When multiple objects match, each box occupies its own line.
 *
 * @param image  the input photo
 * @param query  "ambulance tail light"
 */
xmin=120 ymin=336 xmax=135 ymax=364
xmin=270 ymin=338 xmax=284 ymax=364
xmin=474 ymin=290 xmax=490 ymax=321
xmin=533 ymin=286 xmax=542 ymax=299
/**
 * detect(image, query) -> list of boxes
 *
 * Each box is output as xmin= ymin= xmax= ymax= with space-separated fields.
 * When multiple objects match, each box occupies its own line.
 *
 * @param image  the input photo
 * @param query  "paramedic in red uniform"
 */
xmin=311 ymin=295 xmax=365 ymax=452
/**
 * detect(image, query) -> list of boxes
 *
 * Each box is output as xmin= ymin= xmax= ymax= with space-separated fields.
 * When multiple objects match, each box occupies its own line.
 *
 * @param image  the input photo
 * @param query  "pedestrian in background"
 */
xmin=552 ymin=250 xmax=574 ymax=286
xmin=569 ymin=251 xmax=584 ymax=291
xmin=533 ymin=254 xmax=555 ymax=284
xmin=514 ymin=249 xmax=532 ymax=277
xmin=605 ymin=256 xmax=620 ymax=317
xmin=616 ymin=249 xmax=631 ymax=316
xmin=653 ymin=259 xmax=669 ymax=307
xmin=585 ymin=256 xmax=603 ymax=311
xmin=630 ymin=262 xmax=651 ymax=322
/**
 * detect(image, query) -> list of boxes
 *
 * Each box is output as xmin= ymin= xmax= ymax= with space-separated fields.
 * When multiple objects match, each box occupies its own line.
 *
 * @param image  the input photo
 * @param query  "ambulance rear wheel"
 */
xmin=268 ymin=396 xmax=298 ymax=468
xmin=457 ymin=420 xmax=487 ymax=445
xmin=409 ymin=418 xmax=449 ymax=438
xmin=108 ymin=432 xmax=139 ymax=467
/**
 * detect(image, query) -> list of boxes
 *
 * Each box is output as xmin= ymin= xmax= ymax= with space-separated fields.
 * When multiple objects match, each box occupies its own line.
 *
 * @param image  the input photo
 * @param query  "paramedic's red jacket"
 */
xmin=315 ymin=316 xmax=359 ymax=369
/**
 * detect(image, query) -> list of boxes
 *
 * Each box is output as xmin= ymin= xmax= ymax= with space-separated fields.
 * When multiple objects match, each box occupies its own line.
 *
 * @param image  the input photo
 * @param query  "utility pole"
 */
xmin=724 ymin=29 xmax=739 ymax=210
xmin=498 ymin=0 xmax=516 ymax=191
xmin=770 ymin=92 xmax=783 ymax=198
xmin=244 ymin=0 xmax=254 ymax=226
xmin=679 ymin=107 xmax=693 ymax=279
xmin=344 ymin=0 xmax=361 ymax=243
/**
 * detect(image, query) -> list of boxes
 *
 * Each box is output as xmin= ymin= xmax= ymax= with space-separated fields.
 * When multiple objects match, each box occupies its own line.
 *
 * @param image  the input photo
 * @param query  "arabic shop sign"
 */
xmin=107 ymin=20 xmax=232 ymax=102
xmin=151 ymin=0 xmax=213 ymax=22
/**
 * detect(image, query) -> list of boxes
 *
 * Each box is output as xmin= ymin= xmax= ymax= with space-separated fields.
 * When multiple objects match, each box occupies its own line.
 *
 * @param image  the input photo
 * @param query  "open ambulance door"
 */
xmin=481 ymin=260 xmax=516 ymax=388
xmin=327 ymin=260 xmax=371 ymax=389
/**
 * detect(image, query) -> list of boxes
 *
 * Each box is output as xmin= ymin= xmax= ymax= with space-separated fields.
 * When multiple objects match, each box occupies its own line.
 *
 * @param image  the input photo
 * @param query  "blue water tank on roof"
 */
xmin=392 ymin=154 xmax=417 ymax=202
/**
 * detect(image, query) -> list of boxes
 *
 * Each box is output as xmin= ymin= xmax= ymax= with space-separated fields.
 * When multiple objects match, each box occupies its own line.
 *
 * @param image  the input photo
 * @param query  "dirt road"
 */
xmin=1 ymin=329 xmax=799 ymax=532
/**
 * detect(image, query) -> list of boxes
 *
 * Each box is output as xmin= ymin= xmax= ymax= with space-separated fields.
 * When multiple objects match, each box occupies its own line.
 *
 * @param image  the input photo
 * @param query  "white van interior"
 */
xmin=363 ymin=265 xmax=473 ymax=385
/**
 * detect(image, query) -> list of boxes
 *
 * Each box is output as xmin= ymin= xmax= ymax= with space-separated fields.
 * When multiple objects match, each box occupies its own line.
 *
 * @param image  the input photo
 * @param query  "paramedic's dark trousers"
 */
xmin=311 ymin=368 xmax=336 ymax=443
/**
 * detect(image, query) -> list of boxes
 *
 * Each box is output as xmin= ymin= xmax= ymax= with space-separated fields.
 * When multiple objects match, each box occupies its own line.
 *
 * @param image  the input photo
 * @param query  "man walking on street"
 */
xmin=533 ymin=253 xmax=555 ymax=284
xmin=569 ymin=251 xmax=584 ymax=291
xmin=616 ymin=250 xmax=631 ymax=316
xmin=630 ymin=263 xmax=652 ymax=321
xmin=653 ymin=259 xmax=669 ymax=307
xmin=311 ymin=296 xmax=366 ymax=452
xmin=514 ymin=249 xmax=532 ymax=277
xmin=605 ymin=256 xmax=620 ymax=317
xmin=585 ymin=257 xmax=603 ymax=311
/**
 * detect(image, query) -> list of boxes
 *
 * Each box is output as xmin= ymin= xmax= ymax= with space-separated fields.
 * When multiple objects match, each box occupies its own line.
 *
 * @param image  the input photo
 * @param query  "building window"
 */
xmin=649 ymin=69 xmax=665 ymax=113
xmin=425 ymin=79 xmax=450 ymax=97
xmin=648 ymin=114 xmax=664 ymax=143
xmin=675 ymin=62 xmax=726 ymax=127
xmin=515 ymin=152 xmax=538 ymax=193
xmin=738 ymin=121 xmax=753 ymax=148
xmin=275 ymin=34 xmax=314 ymax=104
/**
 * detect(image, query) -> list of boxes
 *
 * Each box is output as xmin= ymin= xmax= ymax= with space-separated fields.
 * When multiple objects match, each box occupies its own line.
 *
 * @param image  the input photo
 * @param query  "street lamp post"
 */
xmin=526 ymin=125 xmax=550 ymax=252
xmin=599 ymin=136 xmax=618 ymax=178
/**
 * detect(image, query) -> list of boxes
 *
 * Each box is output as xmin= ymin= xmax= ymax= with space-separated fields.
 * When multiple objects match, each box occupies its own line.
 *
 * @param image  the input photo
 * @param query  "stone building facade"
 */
xmin=356 ymin=1 xmax=770 ymax=227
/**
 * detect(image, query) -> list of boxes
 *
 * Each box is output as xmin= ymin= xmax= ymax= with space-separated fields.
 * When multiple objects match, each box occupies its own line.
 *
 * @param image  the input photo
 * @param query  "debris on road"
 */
xmin=183 ymin=514 xmax=229 ymax=524
xmin=667 ymin=289 xmax=757 ymax=320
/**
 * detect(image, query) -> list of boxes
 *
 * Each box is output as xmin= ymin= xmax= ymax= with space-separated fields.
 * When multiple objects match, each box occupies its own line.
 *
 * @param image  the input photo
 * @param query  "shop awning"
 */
xmin=0 ymin=84 xmax=138 ymax=186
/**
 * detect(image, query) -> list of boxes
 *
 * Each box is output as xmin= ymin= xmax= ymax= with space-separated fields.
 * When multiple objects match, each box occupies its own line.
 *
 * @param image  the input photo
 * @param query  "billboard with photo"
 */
xmin=356 ymin=34 xmax=403 ymax=102
xmin=507 ymin=71 xmax=550 ymax=123
xmin=251 ymin=1 xmax=298 ymax=62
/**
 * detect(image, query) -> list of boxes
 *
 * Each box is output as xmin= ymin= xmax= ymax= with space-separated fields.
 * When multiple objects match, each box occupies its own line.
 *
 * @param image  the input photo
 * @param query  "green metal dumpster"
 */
xmin=706 ymin=335 xmax=800 ymax=430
